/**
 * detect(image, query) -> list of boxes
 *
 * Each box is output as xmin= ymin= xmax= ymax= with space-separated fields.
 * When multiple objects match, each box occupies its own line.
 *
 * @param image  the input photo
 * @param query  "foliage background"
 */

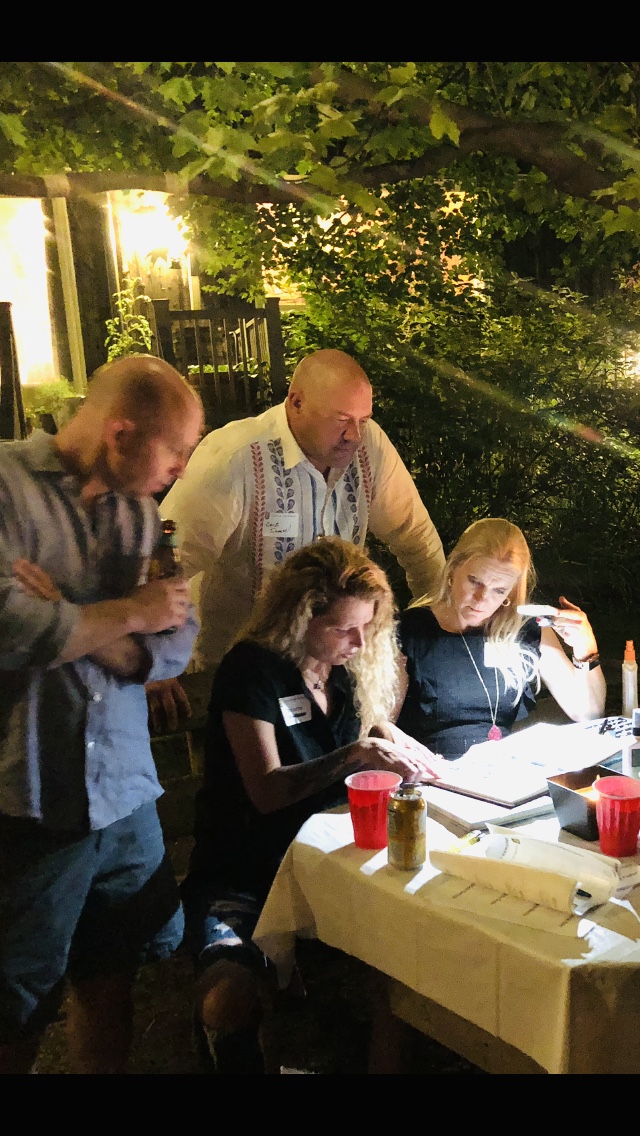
xmin=5 ymin=62 xmax=640 ymax=634
xmin=187 ymin=167 xmax=640 ymax=623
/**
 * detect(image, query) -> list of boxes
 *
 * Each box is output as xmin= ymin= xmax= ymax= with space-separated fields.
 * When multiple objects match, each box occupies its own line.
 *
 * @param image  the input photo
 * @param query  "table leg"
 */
xmin=367 ymin=976 xmax=414 ymax=1074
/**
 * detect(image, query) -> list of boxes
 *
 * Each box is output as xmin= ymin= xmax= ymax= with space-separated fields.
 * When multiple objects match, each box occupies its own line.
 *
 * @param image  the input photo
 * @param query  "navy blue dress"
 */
xmin=397 ymin=608 xmax=541 ymax=759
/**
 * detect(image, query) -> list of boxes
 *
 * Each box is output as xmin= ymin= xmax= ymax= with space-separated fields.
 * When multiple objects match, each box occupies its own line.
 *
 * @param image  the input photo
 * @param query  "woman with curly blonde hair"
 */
xmin=182 ymin=536 xmax=434 ymax=1074
xmin=397 ymin=517 xmax=605 ymax=758
xmin=243 ymin=535 xmax=401 ymax=737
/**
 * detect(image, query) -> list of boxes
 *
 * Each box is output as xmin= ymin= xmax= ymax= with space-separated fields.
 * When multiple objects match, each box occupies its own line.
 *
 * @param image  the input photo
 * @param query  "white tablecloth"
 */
xmin=254 ymin=810 xmax=640 ymax=1074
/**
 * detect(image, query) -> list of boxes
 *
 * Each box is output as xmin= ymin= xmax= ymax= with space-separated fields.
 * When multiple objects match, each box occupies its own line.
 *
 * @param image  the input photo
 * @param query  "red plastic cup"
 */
xmin=345 ymin=770 xmax=403 ymax=849
xmin=594 ymin=775 xmax=640 ymax=857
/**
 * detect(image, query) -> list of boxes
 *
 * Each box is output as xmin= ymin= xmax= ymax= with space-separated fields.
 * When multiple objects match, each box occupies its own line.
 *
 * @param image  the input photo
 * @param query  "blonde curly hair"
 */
xmin=411 ymin=517 xmax=539 ymax=702
xmin=239 ymin=537 xmax=400 ymax=735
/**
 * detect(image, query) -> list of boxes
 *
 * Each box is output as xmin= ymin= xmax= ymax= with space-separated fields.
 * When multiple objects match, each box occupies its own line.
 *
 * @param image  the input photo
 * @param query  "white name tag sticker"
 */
xmin=484 ymin=642 xmax=499 ymax=667
xmin=263 ymin=512 xmax=299 ymax=537
xmin=279 ymin=694 xmax=312 ymax=726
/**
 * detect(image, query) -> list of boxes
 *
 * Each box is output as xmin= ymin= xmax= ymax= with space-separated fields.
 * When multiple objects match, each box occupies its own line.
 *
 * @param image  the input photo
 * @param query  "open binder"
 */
xmin=423 ymin=720 xmax=629 ymax=809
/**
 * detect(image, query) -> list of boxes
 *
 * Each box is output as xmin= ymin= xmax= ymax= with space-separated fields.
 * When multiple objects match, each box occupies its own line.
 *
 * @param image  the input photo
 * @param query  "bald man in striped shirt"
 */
xmin=0 ymin=356 xmax=203 ymax=1074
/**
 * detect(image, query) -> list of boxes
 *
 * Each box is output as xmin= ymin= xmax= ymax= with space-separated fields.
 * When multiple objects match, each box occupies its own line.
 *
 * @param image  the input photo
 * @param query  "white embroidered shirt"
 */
xmin=162 ymin=402 xmax=444 ymax=669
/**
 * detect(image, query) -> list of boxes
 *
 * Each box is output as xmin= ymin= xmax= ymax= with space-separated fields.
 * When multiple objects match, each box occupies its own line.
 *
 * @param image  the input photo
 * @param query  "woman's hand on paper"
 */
xmin=366 ymin=723 xmax=444 ymax=781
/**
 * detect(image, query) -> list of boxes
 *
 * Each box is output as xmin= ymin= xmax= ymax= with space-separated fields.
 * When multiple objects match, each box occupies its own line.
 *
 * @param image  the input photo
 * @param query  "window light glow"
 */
xmin=0 ymin=198 xmax=57 ymax=384
xmin=112 ymin=191 xmax=189 ymax=272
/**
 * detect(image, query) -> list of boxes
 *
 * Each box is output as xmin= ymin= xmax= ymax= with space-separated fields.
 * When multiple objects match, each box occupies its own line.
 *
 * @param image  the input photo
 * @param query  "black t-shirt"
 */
xmin=396 ymin=608 xmax=541 ymax=759
xmin=190 ymin=640 xmax=361 ymax=901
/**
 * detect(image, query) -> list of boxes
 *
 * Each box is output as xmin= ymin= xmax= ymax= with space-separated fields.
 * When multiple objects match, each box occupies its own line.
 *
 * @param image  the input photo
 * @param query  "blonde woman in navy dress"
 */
xmin=396 ymin=518 xmax=605 ymax=759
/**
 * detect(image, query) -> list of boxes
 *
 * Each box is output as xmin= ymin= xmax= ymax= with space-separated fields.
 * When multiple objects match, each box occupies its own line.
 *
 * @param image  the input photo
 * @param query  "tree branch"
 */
xmin=329 ymin=67 xmax=623 ymax=208
xmin=0 ymin=170 xmax=313 ymax=205
xmin=0 ymin=125 xmax=628 ymax=213
xmin=355 ymin=126 xmax=620 ymax=207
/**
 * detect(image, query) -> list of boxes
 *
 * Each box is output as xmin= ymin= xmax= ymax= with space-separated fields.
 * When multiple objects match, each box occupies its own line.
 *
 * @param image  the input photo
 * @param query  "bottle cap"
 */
xmin=625 ymin=640 xmax=636 ymax=663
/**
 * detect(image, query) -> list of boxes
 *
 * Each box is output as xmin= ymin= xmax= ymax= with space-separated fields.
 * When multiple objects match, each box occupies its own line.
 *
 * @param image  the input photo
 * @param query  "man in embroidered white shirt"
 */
xmin=151 ymin=349 xmax=445 ymax=725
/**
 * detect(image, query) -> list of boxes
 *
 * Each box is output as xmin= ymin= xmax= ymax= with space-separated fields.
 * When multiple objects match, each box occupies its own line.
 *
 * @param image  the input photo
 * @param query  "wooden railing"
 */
xmin=152 ymin=296 xmax=287 ymax=429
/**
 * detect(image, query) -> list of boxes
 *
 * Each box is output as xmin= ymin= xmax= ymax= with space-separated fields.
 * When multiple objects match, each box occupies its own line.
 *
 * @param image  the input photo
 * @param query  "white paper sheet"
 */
xmin=430 ymin=720 xmax=628 ymax=807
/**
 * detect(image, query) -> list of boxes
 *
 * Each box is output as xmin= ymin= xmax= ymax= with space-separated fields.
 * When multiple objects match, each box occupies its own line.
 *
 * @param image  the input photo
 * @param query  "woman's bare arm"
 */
xmin=539 ymin=624 xmax=605 ymax=721
xmin=222 ymin=712 xmax=437 ymax=815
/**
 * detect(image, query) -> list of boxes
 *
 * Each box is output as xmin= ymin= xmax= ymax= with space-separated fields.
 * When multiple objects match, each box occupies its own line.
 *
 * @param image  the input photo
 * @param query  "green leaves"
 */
xmin=429 ymin=106 xmax=460 ymax=145
xmin=519 ymin=88 xmax=538 ymax=112
xmin=388 ymin=63 xmax=417 ymax=86
xmin=105 ymin=276 xmax=153 ymax=361
xmin=3 ymin=61 xmax=640 ymax=263
xmin=157 ymin=75 xmax=197 ymax=110
xmin=5 ymin=56 xmax=625 ymax=612
xmin=316 ymin=112 xmax=357 ymax=142
xmin=595 ymin=104 xmax=636 ymax=135
xmin=601 ymin=205 xmax=640 ymax=237
xmin=510 ymin=169 xmax=556 ymax=215
xmin=0 ymin=112 xmax=27 ymax=148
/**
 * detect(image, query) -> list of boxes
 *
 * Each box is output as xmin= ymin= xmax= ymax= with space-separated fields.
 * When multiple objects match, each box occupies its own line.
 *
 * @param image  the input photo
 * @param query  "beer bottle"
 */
xmin=148 ymin=519 xmax=182 ymax=634
xmin=148 ymin=519 xmax=182 ymax=581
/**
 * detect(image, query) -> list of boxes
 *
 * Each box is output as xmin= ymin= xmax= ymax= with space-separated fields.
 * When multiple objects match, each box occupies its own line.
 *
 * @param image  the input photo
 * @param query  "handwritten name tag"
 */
xmin=279 ymin=694 xmax=312 ymax=726
xmin=263 ymin=512 xmax=299 ymax=538
xmin=484 ymin=642 xmax=519 ymax=669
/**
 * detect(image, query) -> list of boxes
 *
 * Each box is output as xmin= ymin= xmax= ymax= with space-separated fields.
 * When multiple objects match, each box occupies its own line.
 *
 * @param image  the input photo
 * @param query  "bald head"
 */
xmin=286 ymin=350 xmax=373 ymax=474
xmin=56 ymin=355 xmax=203 ymax=500
xmin=289 ymin=349 xmax=371 ymax=401
xmin=85 ymin=355 xmax=201 ymax=436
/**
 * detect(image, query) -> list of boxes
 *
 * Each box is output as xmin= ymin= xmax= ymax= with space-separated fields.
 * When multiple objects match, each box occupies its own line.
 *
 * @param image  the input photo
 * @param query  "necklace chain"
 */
xmin=302 ymin=668 xmax=329 ymax=692
xmin=459 ymin=632 xmax=501 ymax=739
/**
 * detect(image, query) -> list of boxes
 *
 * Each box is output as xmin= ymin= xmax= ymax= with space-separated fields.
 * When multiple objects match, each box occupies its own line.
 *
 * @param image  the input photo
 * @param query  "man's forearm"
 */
xmin=89 ymin=635 xmax=151 ymax=679
xmin=55 ymin=598 xmax=143 ymax=665
xmin=4 ymin=561 xmax=190 ymax=671
xmin=54 ymin=577 xmax=191 ymax=666
xmin=380 ymin=509 xmax=446 ymax=600
xmin=403 ymin=536 xmax=446 ymax=599
xmin=367 ymin=443 xmax=445 ymax=599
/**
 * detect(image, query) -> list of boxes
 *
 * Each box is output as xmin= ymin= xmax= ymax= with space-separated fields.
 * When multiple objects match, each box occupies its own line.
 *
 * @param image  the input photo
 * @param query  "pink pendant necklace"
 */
xmin=459 ymin=632 xmax=502 ymax=741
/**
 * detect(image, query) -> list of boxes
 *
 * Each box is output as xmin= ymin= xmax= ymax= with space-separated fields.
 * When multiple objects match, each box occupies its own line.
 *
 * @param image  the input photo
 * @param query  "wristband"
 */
xmin=572 ymin=652 xmax=600 ymax=671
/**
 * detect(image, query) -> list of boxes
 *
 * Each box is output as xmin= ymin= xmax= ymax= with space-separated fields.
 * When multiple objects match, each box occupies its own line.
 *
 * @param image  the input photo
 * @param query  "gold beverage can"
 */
xmin=387 ymin=786 xmax=426 ymax=871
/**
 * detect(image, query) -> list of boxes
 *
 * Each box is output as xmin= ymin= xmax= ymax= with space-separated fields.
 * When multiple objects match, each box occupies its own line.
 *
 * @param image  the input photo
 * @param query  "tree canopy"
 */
xmin=2 ymin=61 xmax=640 ymax=233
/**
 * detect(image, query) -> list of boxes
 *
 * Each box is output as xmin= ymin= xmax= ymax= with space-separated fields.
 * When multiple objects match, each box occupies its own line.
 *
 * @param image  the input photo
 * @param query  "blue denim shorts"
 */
xmin=0 ymin=802 xmax=184 ymax=1041
xmin=180 ymin=874 xmax=268 ymax=977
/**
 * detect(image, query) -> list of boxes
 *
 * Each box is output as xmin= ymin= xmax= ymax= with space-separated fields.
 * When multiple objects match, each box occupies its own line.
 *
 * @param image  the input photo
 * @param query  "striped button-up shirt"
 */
xmin=163 ymin=402 xmax=445 ymax=669
xmin=0 ymin=432 xmax=198 ymax=831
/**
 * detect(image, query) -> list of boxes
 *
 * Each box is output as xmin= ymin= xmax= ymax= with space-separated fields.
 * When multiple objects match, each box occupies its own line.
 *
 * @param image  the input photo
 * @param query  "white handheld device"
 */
xmin=516 ymin=604 xmax=559 ymax=626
